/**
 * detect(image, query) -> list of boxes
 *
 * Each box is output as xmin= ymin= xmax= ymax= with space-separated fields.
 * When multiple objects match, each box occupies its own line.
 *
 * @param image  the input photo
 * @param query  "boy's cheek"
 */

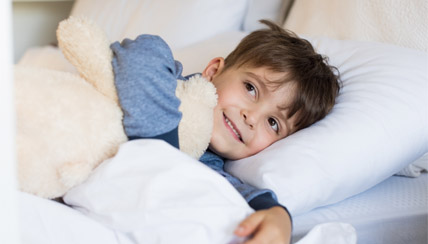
xmin=248 ymin=135 xmax=278 ymax=156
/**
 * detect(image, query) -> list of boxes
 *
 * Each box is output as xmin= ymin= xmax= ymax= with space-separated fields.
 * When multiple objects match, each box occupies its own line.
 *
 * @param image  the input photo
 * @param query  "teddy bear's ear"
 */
xmin=57 ymin=16 xmax=118 ymax=103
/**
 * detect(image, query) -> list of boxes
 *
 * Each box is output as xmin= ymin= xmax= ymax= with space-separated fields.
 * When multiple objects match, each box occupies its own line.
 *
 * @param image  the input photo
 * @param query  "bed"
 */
xmin=16 ymin=0 xmax=427 ymax=243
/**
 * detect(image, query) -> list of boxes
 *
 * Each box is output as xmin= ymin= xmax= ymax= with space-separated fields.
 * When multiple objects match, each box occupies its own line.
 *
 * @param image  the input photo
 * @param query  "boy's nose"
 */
xmin=242 ymin=110 xmax=258 ymax=129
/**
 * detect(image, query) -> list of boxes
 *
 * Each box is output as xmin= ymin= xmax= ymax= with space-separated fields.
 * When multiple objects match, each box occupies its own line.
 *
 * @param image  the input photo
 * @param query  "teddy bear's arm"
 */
xmin=111 ymin=34 xmax=184 ymax=148
xmin=57 ymin=16 xmax=118 ymax=102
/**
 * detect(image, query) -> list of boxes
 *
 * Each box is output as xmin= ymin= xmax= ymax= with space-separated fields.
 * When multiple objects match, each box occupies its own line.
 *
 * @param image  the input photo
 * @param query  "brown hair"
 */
xmin=224 ymin=20 xmax=340 ymax=131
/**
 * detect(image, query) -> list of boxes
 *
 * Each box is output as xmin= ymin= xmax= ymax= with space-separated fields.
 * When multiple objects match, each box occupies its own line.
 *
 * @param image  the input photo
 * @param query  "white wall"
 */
xmin=1 ymin=0 xmax=20 ymax=243
xmin=13 ymin=0 xmax=74 ymax=62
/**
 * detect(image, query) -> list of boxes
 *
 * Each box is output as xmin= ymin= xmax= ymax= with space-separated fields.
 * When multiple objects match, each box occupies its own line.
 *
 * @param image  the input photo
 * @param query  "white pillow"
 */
xmin=70 ymin=0 xmax=247 ymax=49
xmin=225 ymin=37 xmax=428 ymax=215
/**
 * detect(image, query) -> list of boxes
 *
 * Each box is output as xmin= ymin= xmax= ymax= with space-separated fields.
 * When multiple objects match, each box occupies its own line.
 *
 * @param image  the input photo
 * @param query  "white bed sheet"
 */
xmin=292 ymin=174 xmax=428 ymax=244
xmin=19 ymin=191 xmax=133 ymax=244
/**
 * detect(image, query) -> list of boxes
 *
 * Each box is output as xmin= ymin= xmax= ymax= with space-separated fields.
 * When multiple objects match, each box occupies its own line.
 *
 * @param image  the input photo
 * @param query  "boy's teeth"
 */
xmin=225 ymin=117 xmax=241 ymax=139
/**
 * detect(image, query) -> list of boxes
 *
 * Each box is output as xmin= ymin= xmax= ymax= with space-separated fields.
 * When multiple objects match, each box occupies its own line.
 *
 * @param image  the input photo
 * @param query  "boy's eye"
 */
xmin=245 ymin=82 xmax=256 ymax=97
xmin=268 ymin=118 xmax=279 ymax=133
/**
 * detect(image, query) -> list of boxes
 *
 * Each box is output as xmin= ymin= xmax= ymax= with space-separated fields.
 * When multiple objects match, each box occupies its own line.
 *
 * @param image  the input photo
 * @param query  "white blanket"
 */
xmin=19 ymin=140 xmax=356 ymax=243
xmin=64 ymin=140 xmax=252 ymax=244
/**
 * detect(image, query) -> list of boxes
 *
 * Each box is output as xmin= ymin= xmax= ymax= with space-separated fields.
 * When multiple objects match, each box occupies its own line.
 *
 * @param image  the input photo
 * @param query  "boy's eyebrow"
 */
xmin=245 ymin=71 xmax=285 ymax=90
xmin=244 ymin=71 xmax=268 ymax=89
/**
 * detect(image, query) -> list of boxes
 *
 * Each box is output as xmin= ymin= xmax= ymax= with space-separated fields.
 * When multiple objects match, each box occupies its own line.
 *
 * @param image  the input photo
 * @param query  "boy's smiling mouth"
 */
xmin=223 ymin=113 xmax=243 ymax=143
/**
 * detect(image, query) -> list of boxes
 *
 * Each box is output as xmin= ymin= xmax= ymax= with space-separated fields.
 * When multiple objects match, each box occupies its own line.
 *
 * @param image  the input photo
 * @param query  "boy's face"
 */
xmin=202 ymin=58 xmax=297 ymax=160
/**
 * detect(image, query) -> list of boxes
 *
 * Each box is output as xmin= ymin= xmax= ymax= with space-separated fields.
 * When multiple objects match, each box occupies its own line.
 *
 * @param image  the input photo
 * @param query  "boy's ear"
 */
xmin=202 ymin=57 xmax=225 ymax=81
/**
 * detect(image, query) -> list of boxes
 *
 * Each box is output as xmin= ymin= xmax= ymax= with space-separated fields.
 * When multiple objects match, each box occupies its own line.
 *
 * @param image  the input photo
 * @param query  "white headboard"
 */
xmin=283 ymin=0 xmax=428 ymax=52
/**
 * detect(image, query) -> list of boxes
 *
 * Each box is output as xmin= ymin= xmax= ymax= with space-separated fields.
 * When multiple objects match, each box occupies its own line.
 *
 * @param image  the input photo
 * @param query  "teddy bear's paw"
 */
xmin=57 ymin=16 xmax=118 ymax=103
xmin=58 ymin=161 xmax=94 ymax=189
xmin=176 ymin=75 xmax=217 ymax=159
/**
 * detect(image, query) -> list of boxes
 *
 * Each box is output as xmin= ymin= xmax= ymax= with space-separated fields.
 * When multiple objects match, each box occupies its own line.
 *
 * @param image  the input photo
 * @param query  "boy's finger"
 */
xmin=234 ymin=212 xmax=265 ymax=236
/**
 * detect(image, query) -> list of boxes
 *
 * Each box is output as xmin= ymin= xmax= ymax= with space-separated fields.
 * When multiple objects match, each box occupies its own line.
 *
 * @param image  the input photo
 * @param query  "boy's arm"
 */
xmin=111 ymin=35 xmax=183 ymax=148
xmin=231 ymin=177 xmax=292 ymax=244
xmin=222 ymin=170 xmax=292 ymax=243
xmin=223 ymin=170 xmax=292 ymax=243
xmin=200 ymin=152 xmax=292 ymax=243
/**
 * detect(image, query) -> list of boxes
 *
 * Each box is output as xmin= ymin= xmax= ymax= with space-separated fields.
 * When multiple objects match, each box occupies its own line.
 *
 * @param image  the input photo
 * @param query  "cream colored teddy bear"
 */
xmin=15 ymin=16 xmax=217 ymax=199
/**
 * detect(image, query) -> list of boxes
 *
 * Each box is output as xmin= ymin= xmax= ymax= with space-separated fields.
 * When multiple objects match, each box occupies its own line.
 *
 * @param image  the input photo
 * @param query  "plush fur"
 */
xmin=15 ymin=16 xmax=217 ymax=199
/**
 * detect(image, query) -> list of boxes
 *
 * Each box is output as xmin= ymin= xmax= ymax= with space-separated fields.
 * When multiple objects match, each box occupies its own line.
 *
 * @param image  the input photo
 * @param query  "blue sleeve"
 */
xmin=220 ymin=169 xmax=285 ymax=210
xmin=110 ymin=34 xmax=183 ymax=148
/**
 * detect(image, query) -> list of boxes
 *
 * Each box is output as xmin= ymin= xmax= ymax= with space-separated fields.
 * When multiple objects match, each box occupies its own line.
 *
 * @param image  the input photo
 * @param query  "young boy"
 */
xmin=111 ymin=20 xmax=340 ymax=244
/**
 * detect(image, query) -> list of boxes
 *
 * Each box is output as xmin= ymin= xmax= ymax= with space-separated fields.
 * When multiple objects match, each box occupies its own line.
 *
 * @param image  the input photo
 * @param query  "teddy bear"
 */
xmin=15 ymin=16 xmax=217 ymax=199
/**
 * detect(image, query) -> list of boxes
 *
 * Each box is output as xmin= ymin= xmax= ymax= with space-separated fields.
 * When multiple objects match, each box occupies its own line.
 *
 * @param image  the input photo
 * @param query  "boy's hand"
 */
xmin=234 ymin=206 xmax=292 ymax=244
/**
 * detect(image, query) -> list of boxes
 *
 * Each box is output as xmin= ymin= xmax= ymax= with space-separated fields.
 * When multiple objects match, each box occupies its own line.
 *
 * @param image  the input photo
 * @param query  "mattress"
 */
xmin=292 ymin=174 xmax=428 ymax=244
